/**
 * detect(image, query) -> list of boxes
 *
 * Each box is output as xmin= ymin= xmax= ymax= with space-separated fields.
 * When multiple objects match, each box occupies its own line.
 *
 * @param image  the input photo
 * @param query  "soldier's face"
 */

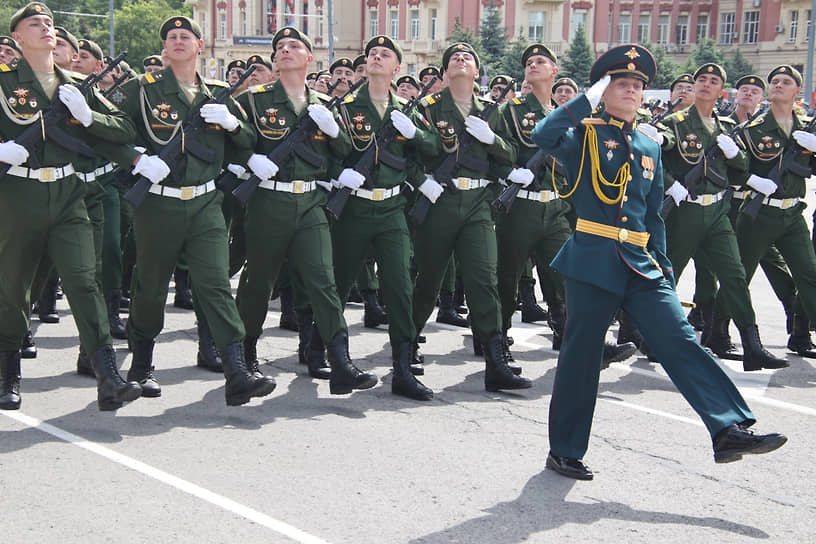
xmin=248 ymin=63 xmax=274 ymax=85
xmin=768 ymin=74 xmax=800 ymax=104
xmin=490 ymin=84 xmax=505 ymax=100
xmin=331 ymin=66 xmax=353 ymax=92
xmin=553 ymin=85 xmax=576 ymax=105
xmin=72 ymin=49 xmax=100 ymax=76
xmin=396 ymin=82 xmax=418 ymax=100
xmin=737 ymin=84 xmax=764 ymax=111
xmin=275 ymin=37 xmax=311 ymax=71
xmin=525 ymin=54 xmax=557 ymax=84
xmin=0 ymin=44 xmax=19 ymax=64
xmin=446 ymin=52 xmax=478 ymax=81
xmin=315 ymin=75 xmax=331 ymax=93
xmin=602 ymin=76 xmax=644 ymax=119
xmin=367 ymin=46 xmax=400 ymax=78
xmin=12 ymin=15 xmax=56 ymax=52
xmin=693 ymin=73 xmax=723 ymax=102
xmin=227 ymin=67 xmax=245 ymax=85
xmin=53 ymin=38 xmax=77 ymax=68
xmin=145 ymin=64 xmax=162 ymax=73
xmin=354 ymin=64 xmax=366 ymax=82
xmin=670 ymin=82 xmax=694 ymax=108
xmin=163 ymin=29 xmax=203 ymax=63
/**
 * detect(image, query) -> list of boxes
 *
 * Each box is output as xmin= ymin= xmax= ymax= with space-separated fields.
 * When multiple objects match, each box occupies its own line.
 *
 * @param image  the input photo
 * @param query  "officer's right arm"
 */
xmin=530 ymin=94 xmax=589 ymax=155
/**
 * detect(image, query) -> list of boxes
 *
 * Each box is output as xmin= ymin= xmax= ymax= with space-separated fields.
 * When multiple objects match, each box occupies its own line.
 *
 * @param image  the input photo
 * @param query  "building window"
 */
xmin=658 ymin=14 xmax=670 ymax=45
xmin=618 ymin=13 xmax=631 ymax=43
xmin=411 ymin=10 xmax=420 ymax=40
xmin=638 ymin=13 xmax=651 ymax=43
xmin=719 ymin=12 xmax=735 ymax=44
xmin=266 ymin=0 xmax=277 ymax=34
xmin=240 ymin=8 xmax=247 ymax=36
xmin=696 ymin=14 xmax=709 ymax=41
xmin=408 ymin=63 xmax=415 ymax=75
xmin=219 ymin=11 xmax=227 ymax=39
xmin=200 ymin=11 xmax=207 ymax=36
xmin=743 ymin=10 xmax=759 ymax=44
xmin=608 ymin=12 xmax=614 ymax=43
xmin=390 ymin=10 xmax=399 ymax=39
xmin=317 ymin=8 xmax=324 ymax=39
xmin=430 ymin=9 xmax=437 ymax=40
xmin=302 ymin=1 xmax=309 ymax=35
xmin=369 ymin=10 xmax=378 ymax=37
xmin=529 ymin=12 xmax=545 ymax=41
xmin=676 ymin=14 xmax=689 ymax=44
xmin=789 ymin=11 xmax=799 ymax=42
xmin=806 ymin=10 xmax=812 ymax=42
xmin=571 ymin=12 xmax=586 ymax=40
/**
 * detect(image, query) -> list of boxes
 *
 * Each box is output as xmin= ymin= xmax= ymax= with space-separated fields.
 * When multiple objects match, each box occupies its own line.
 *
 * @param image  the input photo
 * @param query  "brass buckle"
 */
xmin=293 ymin=180 xmax=304 ymax=194
xmin=618 ymin=228 xmax=629 ymax=243
xmin=457 ymin=177 xmax=470 ymax=190
xmin=540 ymin=190 xmax=551 ymax=201
xmin=180 ymin=186 xmax=195 ymax=200
xmin=38 ymin=167 xmax=56 ymax=182
xmin=372 ymin=188 xmax=385 ymax=201
xmin=701 ymin=194 xmax=712 ymax=206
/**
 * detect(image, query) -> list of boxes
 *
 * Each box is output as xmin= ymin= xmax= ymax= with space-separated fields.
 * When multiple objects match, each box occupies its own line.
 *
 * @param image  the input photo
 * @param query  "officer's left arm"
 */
xmin=646 ymin=151 xmax=674 ymax=283
xmin=224 ymin=95 xmax=256 ymax=151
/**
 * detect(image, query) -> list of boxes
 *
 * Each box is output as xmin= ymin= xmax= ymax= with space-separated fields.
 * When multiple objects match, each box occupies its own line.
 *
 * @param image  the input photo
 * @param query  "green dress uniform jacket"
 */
xmin=0 ymin=57 xmax=135 ymax=353
xmin=233 ymin=81 xmax=351 ymax=342
xmin=332 ymin=82 xmax=439 ymax=347
xmin=105 ymin=67 xmax=255 ymax=349
xmin=411 ymin=88 xmax=515 ymax=341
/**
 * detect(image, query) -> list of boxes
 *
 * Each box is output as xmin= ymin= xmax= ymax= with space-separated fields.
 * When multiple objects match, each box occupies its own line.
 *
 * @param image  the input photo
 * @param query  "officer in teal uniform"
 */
xmin=531 ymin=44 xmax=786 ymax=480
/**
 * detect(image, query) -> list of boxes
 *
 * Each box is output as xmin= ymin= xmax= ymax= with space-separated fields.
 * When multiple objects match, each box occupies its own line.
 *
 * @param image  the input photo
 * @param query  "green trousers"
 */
xmin=101 ymin=179 xmax=123 ymax=293
xmin=129 ymin=190 xmax=244 ymax=349
xmin=0 ymin=175 xmax=111 ymax=353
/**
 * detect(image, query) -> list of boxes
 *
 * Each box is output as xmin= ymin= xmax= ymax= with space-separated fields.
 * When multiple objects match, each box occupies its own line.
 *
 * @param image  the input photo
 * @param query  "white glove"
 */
xmin=247 ymin=153 xmax=279 ymax=180
xmin=716 ymin=134 xmax=740 ymax=159
xmin=793 ymin=130 xmax=816 ymax=153
xmin=666 ymin=181 xmax=689 ymax=206
xmin=58 ymin=84 xmax=93 ymax=127
xmin=390 ymin=110 xmax=416 ymax=140
xmin=464 ymin=115 xmax=496 ymax=145
xmin=307 ymin=104 xmax=339 ymax=138
xmin=0 ymin=140 xmax=29 ymax=166
xmin=638 ymin=123 xmax=664 ymax=146
xmin=200 ymin=103 xmax=239 ymax=132
xmin=338 ymin=168 xmax=365 ymax=190
xmin=133 ymin=154 xmax=170 ymax=184
xmin=747 ymin=174 xmax=777 ymax=196
xmin=418 ymin=176 xmax=444 ymax=203
xmin=585 ymin=74 xmax=611 ymax=110
xmin=508 ymin=167 xmax=534 ymax=187
xmin=226 ymin=163 xmax=246 ymax=177
xmin=316 ymin=179 xmax=333 ymax=191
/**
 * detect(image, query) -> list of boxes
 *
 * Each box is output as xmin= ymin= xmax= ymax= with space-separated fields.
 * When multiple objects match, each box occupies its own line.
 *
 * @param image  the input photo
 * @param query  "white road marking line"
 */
xmin=1 ymin=410 xmax=331 ymax=544
xmin=597 ymin=397 xmax=706 ymax=427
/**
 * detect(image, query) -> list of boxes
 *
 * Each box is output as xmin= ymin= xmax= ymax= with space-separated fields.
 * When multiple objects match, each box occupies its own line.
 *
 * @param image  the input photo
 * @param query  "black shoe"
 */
xmin=391 ymin=343 xmax=433 ymax=401
xmin=119 ymin=295 xmax=130 ymax=312
xmin=92 ymin=345 xmax=142 ymax=410
xmin=704 ymin=317 xmax=742 ymax=360
xmin=126 ymin=339 xmax=161 ymax=398
xmin=739 ymin=324 xmax=789 ymax=371
xmin=305 ymin=323 xmax=330 ymax=380
xmin=76 ymin=347 xmax=95 ymax=377
xmin=173 ymin=268 xmax=194 ymax=310
xmin=787 ymin=314 xmax=816 ymax=358
xmin=502 ymin=334 xmax=522 ymax=375
xmin=196 ymin=318 xmax=223 ymax=373
xmin=519 ymin=283 xmax=549 ymax=323
xmin=686 ymin=306 xmax=705 ymax=331
xmin=21 ymin=330 xmax=37 ymax=359
xmin=0 ymin=351 xmax=22 ymax=410
xmin=37 ymin=278 xmax=60 ymax=324
xmin=326 ymin=332 xmax=377 ymax=394
xmin=278 ymin=286 xmax=299 ymax=332
xmin=436 ymin=290 xmax=468 ymax=327
xmin=106 ymin=290 xmax=127 ymax=340
xmin=362 ymin=289 xmax=388 ymax=329
xmin=483 ymin=334 xmax=532 ymax=392
xmin=713 ymin=424 xmax=787 ymax=464
xmin=222 ymin=342 xmax=276 ymax=406
xmin=347 ymin=283 xmax=363 ymax=304
xmin=243 ymin=336 xmax=262 ymax=378
xmin=548 ymin=303 xmax=566 ymax=351
xmin=410 ymin=340 xmax=425 ymax=376
xmin=297 ymin=310 xmax=313 ymax=366
xmin=602 ymin=341 xmax=636 ymax=369
xmin=546 ymin=451 xmax=593 ymax=480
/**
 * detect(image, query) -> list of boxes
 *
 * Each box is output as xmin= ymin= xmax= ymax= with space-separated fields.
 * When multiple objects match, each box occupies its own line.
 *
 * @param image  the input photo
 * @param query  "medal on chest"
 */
xmin=641 ymin=155 xmax=655 ymax=180
xmin=604 ymin=139 xmax=619 ymax=161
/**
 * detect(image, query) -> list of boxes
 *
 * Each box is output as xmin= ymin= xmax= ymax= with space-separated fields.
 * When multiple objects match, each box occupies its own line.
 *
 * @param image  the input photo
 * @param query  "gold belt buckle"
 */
xmin=540 ymin=190 xmax=550 ymax=201
xmin=293 ymin=180 xmax=304 ymax=194
xmin=180 ymin=186 xmax=195 ymax=200
xmin=372 ymin=188 xmax=385 ymax=201
xmin=781 ymin=198 xmax=793 ymax=209
xmin=618 ymin=228 xmax=629 ymax=243
xmin=457 ymin=177 xmax=469 ymax=190
xmin=701 ymin=194 xmax=712 ymax=206
xmin=39 ymin=167 xmax=56 ymax=182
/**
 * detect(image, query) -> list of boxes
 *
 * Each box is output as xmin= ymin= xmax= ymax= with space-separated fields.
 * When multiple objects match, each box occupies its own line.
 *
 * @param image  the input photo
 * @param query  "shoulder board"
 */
xmin=747 ymin=115 xmax=765 ymax=128
xmin=0 ymin=63 xmax=15 ymax=72
xmin=421 ymin=92 xmax=443 ymax=107
xmin=249 ymin=83 xmax=273 ymax=94
xmin=342 ymin=93 xmax=356 ymax=104
xmin=675 ymin=112 xmax=685 ymax=122
xmin=395 ymin=95 xmax=408 ymax=105
xmin=141 ymin=71 xmax=164 ymax=85
xmin=313 ymin=90 xmax=331 ymax=101
xmin=581 ymin=118 xmax=607 ymax=126
xmin=204 ymin=78 xmax=228 ymax=88
xmin=637 ymin=107 xmax=651 ymax=117
xmin=718 ymin=116 xmax=737 ymax=125
xmin=801 ymin=115 xmax=814 ymax=124
xmin=510 ymin=96 xmax=526 ymax=105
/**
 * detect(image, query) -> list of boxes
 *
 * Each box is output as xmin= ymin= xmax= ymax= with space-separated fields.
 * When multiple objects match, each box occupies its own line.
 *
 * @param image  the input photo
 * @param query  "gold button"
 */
xmin=621 ymin=216 xmax=628 ymax=223
xmin=623 ymin=196 xmax=628 ymax=202
xmin=627 ymin=175 xmax=632 ymax=181
xmin=630 ymin=154 xmax=634 ymax=160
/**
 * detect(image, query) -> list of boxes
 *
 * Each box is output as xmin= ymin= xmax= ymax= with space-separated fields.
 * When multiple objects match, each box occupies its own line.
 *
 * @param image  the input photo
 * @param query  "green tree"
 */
xmin=684 ymin=38 xmax=725 ymax=73
xmin=495 ymin=35 xmax=528 ymax=83
xmin=443 ymin=18 xmax=485 ymax=76
xmin=478 ymin=0 xmax=507 ymax=78
xmin=645 ymin=43 xmax=680 ymax=89
xmin=111 ymin=0 xmax=192 ymax=73
xmin=725 ymin=48 xmax=754 ymax=85
xmin=559 ymin=24 xmax=594 ymax=87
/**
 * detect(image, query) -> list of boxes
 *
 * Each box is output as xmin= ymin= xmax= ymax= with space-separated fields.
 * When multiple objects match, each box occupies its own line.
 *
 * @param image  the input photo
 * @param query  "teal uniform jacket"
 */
xmin=531 ymin=95 xmax=673 ymax=296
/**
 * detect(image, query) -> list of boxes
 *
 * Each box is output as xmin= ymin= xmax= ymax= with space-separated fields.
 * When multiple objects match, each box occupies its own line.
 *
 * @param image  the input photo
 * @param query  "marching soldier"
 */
xmin=655 ymin=63 xmax=787 ymax=371
xmin=552 ymin=77 xmax=577 ymax=106
xmin=105 ymin=15 xmax=276 ymax=405
xmin=418 ymin=66 xmax=444 ymax=93
xmin=52 ymin=27 xmax=78 ymax=70
xmin=0 ymin=2 xmax=142 ymax=411
xmin=532 ymin=44 xmax=786 ymax=480
xmin=352 ymin=54 xmax=366 ymax=82
xmin=669 ymin=74 xmax=695 ymax=111
xmin=225 ymin=58 xmax=247 ymax=88
xmin=412 ymin=42 xmax=532 ymax=393
xmin=0 ymin=36 xmax=20 ymax=64
xmin=329 ymin=56 xmax=353 ymax=96
xmin=395 ymin=74 xmax=420 ymax=100
xmin=488 ymin=75 xmax=512 ymax=103
xmin=234 ymin=27 xmax=377 ymax=393
xmin=143 ymin=55 xmax=162 ymax=73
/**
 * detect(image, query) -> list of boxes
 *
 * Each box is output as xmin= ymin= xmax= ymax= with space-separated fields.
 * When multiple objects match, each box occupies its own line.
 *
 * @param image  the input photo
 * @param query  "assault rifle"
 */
xmin=324 ymin=76 xmax=437 ymax=219
xmin=741 ymin=115 xmax=816 ymax=221
xmin=649 ymin=97 xmax=682 ymax=125
xmin=490 ymin=150 xmax=567 ymax=214
xmin=101 ymin=71 xmax=130 ymax=99
xmin=124 ymin=65 xmax=256 ymax=208
xmin=660 ymin=106 xmax=765 ymax=220
xmin=409 ymin=79 xmax=516 ymax=224
xmin=0 ymin=50 xmax=127 ymax=177
xmin=231 ymin=77 xmax=365 ymax=206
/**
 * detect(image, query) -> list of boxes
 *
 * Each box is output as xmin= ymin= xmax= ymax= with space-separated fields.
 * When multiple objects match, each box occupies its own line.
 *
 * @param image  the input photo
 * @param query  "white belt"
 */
xmin=451 ymin=177 xmax=491 ymax=190
xmin=76 ymin=162 xmax=116 ymax=183
xmin=761 ymin=196 xmax=800 ymax=210
xmin=517 ymin=189 xmax=559 ymax=202
xmin=6 ymin=164 xmax=75 ymax=182
xmin=148 ymin=180 xmax=216 ymax=200
xmin=352 ymin=186 xmax=401 ymax=201
xmin=258 ymin=179 xmax=318 ymax=193
xmin=731 ymin=190 xmax=748 ymax=200
xmin=686 ymin=191 xmax=726 ymax=206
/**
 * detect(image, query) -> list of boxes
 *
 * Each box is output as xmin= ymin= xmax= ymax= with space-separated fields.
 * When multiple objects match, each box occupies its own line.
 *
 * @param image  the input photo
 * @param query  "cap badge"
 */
xmin=624 ymin=47 xmax=640 ymax=59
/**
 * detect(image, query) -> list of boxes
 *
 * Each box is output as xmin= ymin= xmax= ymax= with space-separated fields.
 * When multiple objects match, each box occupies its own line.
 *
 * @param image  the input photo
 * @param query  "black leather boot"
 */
xmin=410 ymin=338 xmax=425 ymax=376
xmin=306 ymin=324 xmax=330 ymax=379
xmin=739 ymin=325 xmax=789 ymax=371
xmin=347 ymin=283 xmax=363 ymax=303
xmin=76 ymin=346 xmax=95 ymax=377
xmin=502 ymin=334 xmax=523 ymax=376
xmin=221 ymin=342 xmax=277 ymax=406
xmin=0 ymin=351 xmax=22 ymax=410
xmin=173 ymin=268 xmax=194 ymax=310
xmin=21 ymin=329 xmax=36 ymax=359
xmin=278 ymin=286 xmax=299 ymax=332
xmin=483 ymin=334 xmax=533 ymax=392
xmin=548 ymin=303 xmax=566 ymax=351
xmin=105 ymin=290 xmax=127 ymax=339
xmin=686 ymin=304 xmax=707 ymax=332
xmin=704 ymin=317 xmax=742 ymax=360
xmin=454 ymin=280 xmax=468 ymax=315
xmin=126 ymin=339 xmax=161 ymax=397
xmin=297 ymin=310 xmax=313 ymax=366
xmin=243 ymin=335 xmax=262 ymax=378
xmin=326 ymin=332 xmax=377 ymax=394
xmin=519 ymin=283 xmax=549 ymax=323
xmin=471 ymin=322 xmax=483 ymax=356
xmin=602 ymin=341 xmax=637 ymax=369
xmin=616 ymin=310 xmax=643 ymax=348
xmin=196 ymin=318 xmax=223 ymax=373
xmin=392 ymin=343 xmax=433 ymax=401
xmin=699 ymin=305 xmax=716 ymax=345
xmin=362 ymin=289 xmax=388 ymax=329
xmin=92 ymin=345 xmax=142 ymax=410
xmin=37 ymin=277 xmax=60 ymax=323
xmin=782 ymin=294 xmax=796 ymax=334
xmin=435 ymin=290 xmax=468 ymax=327
xmin=787 ymin=314 xmax=816 ymax=358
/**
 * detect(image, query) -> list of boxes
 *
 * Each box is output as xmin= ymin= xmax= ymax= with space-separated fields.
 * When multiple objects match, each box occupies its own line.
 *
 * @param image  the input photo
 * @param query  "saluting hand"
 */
xmin=585 ymin=74 xmax=611 ymax=109
xmin=0 ymin=141 xmax=29 ymax=167
xmin=200 ymin=103 xmax=239 ymax=132
xmin=464 ymin=115 xmax=496 ymax=145
xmin=58 ymin=84 xmax=93 ymax=127
xmin=307 ymin=104 xmax=340 ymax=138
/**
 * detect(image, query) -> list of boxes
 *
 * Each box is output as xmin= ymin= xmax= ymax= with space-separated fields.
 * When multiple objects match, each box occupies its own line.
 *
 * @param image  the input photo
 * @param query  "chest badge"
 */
xmin=29 ymin=98 xmax=37 ymax=108
xmin=641 ymin=155 xmax=655 ymax=180
xmin=13 ymin=88 xmax=28 ymax=101
xmin=604 ymin=139 xmax=619 ymax=161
